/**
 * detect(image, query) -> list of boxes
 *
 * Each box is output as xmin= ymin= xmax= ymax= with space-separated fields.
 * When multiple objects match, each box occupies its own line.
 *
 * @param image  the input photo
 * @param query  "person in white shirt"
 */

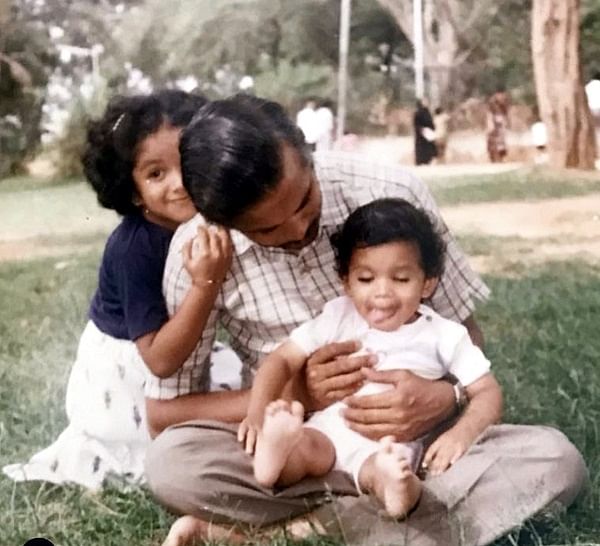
xmin=239 ymin=197 xmax=501 ymax=519
xmin=295 ymin=98 xmax=319 ymax=151
xmin=531 ymin=117 xmax=548 ymax=164
xmin=585 ymin=73 xmax=600 ymax=124
xmin=315 ymin=99 xmax=335 ymax=151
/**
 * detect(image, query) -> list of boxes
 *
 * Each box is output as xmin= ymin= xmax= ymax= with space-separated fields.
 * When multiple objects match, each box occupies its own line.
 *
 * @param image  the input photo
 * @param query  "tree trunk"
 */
xmin=375 ymin=0 xmax=496 ymax=107
xmin=531 ymin=0 xmax=596 ymax=169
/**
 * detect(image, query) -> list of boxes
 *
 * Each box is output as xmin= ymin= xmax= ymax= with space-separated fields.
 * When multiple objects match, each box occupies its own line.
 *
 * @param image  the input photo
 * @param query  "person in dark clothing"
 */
xmin=413 ymin=99 xmax=437 ymax=165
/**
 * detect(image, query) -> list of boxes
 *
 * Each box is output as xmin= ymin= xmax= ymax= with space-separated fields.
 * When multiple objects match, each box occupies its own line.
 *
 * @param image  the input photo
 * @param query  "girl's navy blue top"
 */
xmin=89 ymin=214 xmax=174 ymax=341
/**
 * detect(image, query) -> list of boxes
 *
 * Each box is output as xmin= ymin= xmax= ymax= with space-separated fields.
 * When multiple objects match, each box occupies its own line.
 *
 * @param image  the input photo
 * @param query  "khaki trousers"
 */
xmin=145 ymin=422 xmax=587 ymax=546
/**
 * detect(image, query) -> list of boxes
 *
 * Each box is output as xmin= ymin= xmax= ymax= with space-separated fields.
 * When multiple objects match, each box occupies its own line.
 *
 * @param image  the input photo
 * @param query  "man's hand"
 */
xmin=304 ymin=341 xmax=376 ymax=411
xmin=342 ymin=369 xmax=455 ymax=442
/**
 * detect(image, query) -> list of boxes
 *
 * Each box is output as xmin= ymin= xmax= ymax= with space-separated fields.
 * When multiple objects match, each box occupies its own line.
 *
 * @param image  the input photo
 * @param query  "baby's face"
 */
xmin=343 ymin=241 xmax=437 ymax=332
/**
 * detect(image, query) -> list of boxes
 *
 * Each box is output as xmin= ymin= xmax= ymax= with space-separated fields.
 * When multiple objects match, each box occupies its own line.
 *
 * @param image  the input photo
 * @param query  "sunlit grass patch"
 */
xmin=426 ymin=167 xmax=600 ymax=206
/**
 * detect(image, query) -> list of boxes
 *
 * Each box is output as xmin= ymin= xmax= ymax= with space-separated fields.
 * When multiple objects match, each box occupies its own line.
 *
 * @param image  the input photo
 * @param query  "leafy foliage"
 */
xmin=3 ymin=0 xmax=600 ymax=177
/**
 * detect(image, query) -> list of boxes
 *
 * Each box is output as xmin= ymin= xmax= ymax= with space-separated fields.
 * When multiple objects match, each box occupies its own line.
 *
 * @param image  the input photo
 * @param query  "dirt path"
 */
xmin=441 ymin=193 xmax=600 ymax=272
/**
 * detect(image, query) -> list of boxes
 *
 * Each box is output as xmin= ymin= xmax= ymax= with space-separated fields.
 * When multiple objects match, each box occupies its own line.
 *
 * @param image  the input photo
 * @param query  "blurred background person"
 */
xmin=486 ymin=88 xmax=510 ymax=163
xmin=530 ymin=111 xmax=548 ymax=165
xmin=585 ymin=72 xmax=600 ymax=126
xmin=315 ymin=99 xmax=335 ymax=152
xmin=295 ymin=97 xmax=319 ymax=151
xmin=433 ymin=106 xmax=451 ymax=163
xmin=413 ymin=99 xmax=437 ymax=165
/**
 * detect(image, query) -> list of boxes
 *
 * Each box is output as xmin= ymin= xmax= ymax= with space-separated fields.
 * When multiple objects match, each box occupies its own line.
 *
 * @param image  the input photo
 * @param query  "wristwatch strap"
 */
xmin=452 ymin=380 xmax=469 ymax=412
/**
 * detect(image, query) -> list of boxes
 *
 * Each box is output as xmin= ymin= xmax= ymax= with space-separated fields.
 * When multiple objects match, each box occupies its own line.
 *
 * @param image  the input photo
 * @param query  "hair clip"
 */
xmin=111 ymin=113 xmax=125 ymax=133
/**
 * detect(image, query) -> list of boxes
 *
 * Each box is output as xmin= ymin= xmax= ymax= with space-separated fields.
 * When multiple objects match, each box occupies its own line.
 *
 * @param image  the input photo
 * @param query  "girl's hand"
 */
xmin=183 ymin=225 xmax=232 ymax=288
xmin=237 ymin=417 xmax=259 ymax=455
xmin=422 ymin=427 xmax=474 ymax=476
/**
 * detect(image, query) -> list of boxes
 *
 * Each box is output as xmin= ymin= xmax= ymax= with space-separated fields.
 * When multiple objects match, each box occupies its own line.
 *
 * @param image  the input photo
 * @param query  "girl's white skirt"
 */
xmin=3 ymin=321 xmax=243 ymax=490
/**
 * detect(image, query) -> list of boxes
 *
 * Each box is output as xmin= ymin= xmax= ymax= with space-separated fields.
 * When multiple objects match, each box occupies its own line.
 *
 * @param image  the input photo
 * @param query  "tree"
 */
xmin=375 ymin=0 xmax=497 ymax=105
xmin=0 ymin=0 xmax=57 ymax=176
xmin=531 ymin=0 xmax=596 ymax=169
xmin=373 ymin=0 xmax=535 ymax=105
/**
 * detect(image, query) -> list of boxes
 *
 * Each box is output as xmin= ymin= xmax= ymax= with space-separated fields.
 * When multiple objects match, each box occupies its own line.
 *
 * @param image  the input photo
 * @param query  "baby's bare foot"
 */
xmin=254 ymin=399 xmax=304 ymax=487
xmin=373 ymin=436 xmax=422 ymax=518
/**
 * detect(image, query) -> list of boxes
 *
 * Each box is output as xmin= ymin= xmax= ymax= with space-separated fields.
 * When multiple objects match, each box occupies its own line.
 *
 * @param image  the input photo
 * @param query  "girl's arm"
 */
xmin=136 ymin=225 xmax=231 ymax=378
xmin=146 ymin=389 xmax=250 ymax=438
xmin=423 ymin=373 xmax=503 ymax=474
xmin=145 ymin=341 xmax=306 ymax=438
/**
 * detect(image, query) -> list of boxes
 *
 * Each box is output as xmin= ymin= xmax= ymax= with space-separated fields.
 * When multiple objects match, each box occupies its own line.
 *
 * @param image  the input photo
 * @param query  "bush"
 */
xmin=50 ymin=77 xmax=110 ymax=178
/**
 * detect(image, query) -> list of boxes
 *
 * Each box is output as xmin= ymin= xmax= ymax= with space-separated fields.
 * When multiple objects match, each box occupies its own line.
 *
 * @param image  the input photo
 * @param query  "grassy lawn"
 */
xmin=0 ymin=173 xmax=599 ymax=545
xmin=424 ymin=166 xmax=600 ymax=206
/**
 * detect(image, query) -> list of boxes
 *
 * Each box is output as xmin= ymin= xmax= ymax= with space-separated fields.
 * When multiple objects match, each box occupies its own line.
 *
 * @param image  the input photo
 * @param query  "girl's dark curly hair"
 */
xmin=331 ymin=198 xmax=446 ymax=279
xmin=82 ymin=89 xmax=207 ymax=215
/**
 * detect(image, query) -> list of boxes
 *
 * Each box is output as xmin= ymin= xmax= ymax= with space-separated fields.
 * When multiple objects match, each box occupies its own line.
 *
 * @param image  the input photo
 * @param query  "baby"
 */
xmin=239 ymin=197 xmax=502 ymax=518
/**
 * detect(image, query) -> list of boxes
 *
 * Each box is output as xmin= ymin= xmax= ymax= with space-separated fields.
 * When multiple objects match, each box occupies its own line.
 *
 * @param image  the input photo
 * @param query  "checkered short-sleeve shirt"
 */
xmin=145 ymin=152 xmax=490 ymax=400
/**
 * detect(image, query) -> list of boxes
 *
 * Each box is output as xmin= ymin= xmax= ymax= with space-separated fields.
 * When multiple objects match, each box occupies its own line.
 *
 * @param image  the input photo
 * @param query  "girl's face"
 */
xmin=343 ymin=240 xmax=438 ymax=332
xmin=132 ymin=124 xmax=196 ymax=230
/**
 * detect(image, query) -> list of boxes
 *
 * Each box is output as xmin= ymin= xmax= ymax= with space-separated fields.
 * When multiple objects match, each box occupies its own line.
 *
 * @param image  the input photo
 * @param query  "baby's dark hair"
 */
xmin=331 ymin=198 xmax=446 ymax=279
xmin=82 ymin=89 xmax=207 ymax=215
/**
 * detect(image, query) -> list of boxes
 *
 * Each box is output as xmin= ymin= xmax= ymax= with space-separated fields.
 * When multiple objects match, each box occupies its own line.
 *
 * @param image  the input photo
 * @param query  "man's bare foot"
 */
xmin=162 ymin=515 xmax=245 ymax=546
xmin=254 ymin=399 xmax=304 ymax=487
xmin=372 ymin=436 xmax=422 ymax=518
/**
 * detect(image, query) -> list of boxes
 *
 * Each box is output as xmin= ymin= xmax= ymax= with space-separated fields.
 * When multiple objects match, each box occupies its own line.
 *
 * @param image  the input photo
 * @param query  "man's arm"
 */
xmin=146 ymin=389 xmax=250 ymax=438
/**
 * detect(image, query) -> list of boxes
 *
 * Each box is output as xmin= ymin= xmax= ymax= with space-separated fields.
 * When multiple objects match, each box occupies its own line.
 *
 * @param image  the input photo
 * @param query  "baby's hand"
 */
xmin=422 ymin=427 xmax=475 ymax=476
xmin=183 ymin=225 xmax=232 ymax=288
xmin=237 ymin=416 xmax=260 ymax=455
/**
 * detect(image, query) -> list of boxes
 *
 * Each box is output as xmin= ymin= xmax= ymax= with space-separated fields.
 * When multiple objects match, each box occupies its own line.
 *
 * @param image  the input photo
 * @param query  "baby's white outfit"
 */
xmin=289 ymin=296 xmax=491 ymax=488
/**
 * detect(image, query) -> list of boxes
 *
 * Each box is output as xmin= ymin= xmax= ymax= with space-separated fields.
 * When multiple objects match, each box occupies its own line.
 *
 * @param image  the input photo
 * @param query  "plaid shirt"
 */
xmin=146 ymin=152 xmax=490 ymax=400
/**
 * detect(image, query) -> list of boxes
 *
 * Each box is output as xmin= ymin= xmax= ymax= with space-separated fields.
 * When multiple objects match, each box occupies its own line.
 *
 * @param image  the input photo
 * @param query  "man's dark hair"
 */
xmin=180 ymin=94 xmax=311 ymax=226
xmin=83 ymin=89 xmax=207 ymax=215
xmin=331 ymin=198 xmax=446 ymax=279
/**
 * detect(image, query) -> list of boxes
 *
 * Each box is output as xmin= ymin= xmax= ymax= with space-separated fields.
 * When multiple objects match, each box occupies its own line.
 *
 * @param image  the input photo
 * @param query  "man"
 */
xmin=144 ymin=94 xmax=586 ymax=546
xmin=413 ymin=99 xmax=437 ymax=166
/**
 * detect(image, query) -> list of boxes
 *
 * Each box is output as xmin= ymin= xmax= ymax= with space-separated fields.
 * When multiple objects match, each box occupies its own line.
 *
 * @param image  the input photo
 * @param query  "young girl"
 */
xmin=3 ymin=89 xmax=234 ymax=490
xmin=239 ymin=198 xmax=503 ymax=518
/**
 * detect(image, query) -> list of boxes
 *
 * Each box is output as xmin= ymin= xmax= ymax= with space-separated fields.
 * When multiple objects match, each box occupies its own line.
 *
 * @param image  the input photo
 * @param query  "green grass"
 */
xmin=425 ymin=167 xmax=600 ymax=206
xmin=0 ymin=175 xmax=82 ymax=194
xmin=0 ymin=181 xmax=117 ymax=243
xmin=0 ymin=252 xmax=173 ymax=545
xmin=1 ymin=251 xmax=599 ymax=545
xmin=1 ymin=175 xmax=599 ymax=544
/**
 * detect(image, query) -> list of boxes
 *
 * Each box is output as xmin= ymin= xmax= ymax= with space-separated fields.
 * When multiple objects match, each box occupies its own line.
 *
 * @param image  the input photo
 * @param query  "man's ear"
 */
xmin=422 ymin=277 xmax=439 ymax=299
